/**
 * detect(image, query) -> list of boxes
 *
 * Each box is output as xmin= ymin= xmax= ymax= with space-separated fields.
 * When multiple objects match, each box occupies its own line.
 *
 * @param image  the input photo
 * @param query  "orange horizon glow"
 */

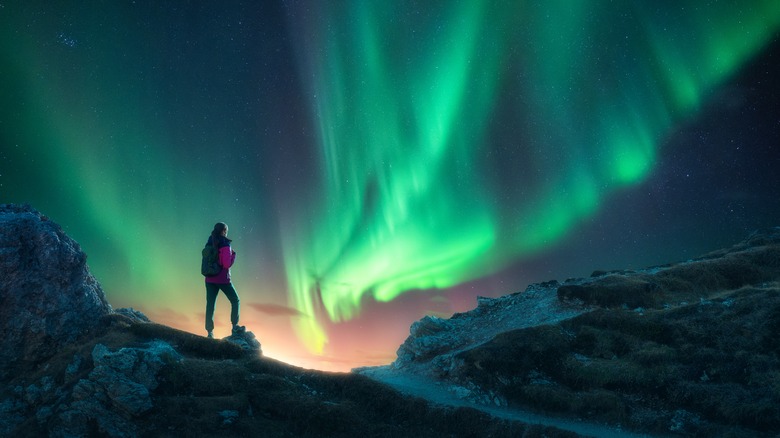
xmin=102 ymin=268 xmax=507 ymax=373
xmin=119 ymin=296 xmax=404 ymax=373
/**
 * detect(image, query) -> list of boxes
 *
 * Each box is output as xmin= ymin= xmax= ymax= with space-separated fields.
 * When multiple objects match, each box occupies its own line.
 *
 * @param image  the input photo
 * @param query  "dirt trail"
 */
xmin=360 ymin=366 xmax=660 ymax=438
xmin=357 ymin=281 xmax=670 ymax=436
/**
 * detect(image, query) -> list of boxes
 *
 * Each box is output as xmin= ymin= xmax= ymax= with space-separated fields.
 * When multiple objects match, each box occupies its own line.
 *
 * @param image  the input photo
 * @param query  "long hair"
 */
xmin=211 ymin=222 xmax=230 ymax=249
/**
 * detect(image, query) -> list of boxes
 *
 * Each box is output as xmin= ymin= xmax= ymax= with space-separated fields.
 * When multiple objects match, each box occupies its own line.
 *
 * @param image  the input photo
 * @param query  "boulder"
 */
xmin=224 ymin=330 xmax=263 ymax=354
xmin=55 ymin=340 xmax=182 ymax=437
xmin=389 ymin=281 xmax=588 ymax=372
xmin=0 ymin=204 xmax=111 ymax=378
xmin=113 ymin=307 xmax=151 ymax=323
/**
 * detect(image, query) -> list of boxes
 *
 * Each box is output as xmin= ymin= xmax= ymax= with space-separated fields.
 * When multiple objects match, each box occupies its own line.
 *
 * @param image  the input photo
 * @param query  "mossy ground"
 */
xmin=5 ymin=315 xmax=576 ymax=437
xmin=456 ymin=241 xmax=780 ymax=437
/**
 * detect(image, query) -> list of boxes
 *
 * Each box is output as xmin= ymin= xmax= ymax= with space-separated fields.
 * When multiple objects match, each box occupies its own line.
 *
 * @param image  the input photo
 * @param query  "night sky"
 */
xmin=2 ymin=1 xmax=779 ymax=371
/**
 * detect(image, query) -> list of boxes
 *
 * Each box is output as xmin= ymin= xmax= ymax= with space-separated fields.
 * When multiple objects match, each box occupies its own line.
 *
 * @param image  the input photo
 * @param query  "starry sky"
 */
xmin=2 ymin=1 xmax=779 ymax=371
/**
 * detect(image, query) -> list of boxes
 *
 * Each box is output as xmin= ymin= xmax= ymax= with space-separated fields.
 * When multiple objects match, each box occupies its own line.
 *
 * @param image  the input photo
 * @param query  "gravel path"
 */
xmin=357 ymin=281 xmax=667 ymax=437
xmin=361 ymin=366 xmax=658 ymax=438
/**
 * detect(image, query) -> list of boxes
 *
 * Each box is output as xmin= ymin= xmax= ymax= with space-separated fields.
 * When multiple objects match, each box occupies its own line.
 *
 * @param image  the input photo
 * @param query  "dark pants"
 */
xmin=205 ymin=282 xmax=240 ymax=332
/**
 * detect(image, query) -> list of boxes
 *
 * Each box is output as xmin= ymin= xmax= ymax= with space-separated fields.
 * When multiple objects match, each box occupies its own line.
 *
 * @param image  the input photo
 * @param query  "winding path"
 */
xmin=360 ymin=366 xmax=661 ymax=438
xmin=356 ymin=280 xmax=675 ymax=437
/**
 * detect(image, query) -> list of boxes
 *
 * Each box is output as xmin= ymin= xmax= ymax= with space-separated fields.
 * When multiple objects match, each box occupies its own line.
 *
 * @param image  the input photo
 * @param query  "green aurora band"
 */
xmin=2 ymin=1 xmax=779 ymax=358
xmin=0 ymin=4 xmax=272 ymax=307
xmin=282 ymin=1 xmax=780 ymax=353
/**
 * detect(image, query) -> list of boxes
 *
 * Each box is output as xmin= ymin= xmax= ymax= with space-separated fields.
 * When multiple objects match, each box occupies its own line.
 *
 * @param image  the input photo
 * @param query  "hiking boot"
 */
xmin=207 ymin=331 xmax=214 ymax=339
xmin=232 ymin=325 xmax=246 ymax=334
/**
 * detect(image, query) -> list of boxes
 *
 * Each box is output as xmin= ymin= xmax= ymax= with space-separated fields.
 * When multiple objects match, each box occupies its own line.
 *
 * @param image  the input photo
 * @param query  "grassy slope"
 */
xmin=454 ymin=236 xmax=780 ymax=436
xmin=7 ymin=315 xmax=577 ymax=437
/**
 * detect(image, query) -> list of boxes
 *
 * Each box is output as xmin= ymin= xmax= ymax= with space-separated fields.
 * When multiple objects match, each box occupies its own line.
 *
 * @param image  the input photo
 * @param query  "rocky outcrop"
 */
xmin=224 ymin=330 xmax=263 ymax=354
xmin=390 ymin=228 xmax=780 ymax=378
xmin=113 ymin=307 xmax=151 ymax=323
xmin=58 ymin=340 xmax=181 ymax=436
xmin=391 ymin=280 xmax=588 ymax=375
xmin=1 ymin=340 xmax=182 ymax=437
xmin=0 ymin=204 xmax=111 ymax=378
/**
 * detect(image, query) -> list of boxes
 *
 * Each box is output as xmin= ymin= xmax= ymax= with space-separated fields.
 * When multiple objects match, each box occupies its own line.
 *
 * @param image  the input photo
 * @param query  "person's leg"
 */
xmin=220 ymin=283 xmax=241 ymax=328
xmin=205 ymin=282 xmax=220 ymax=334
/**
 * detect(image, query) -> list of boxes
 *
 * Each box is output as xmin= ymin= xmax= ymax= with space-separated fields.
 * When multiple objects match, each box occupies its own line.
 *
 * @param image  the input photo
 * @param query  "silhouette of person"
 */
xmin=204 ymin=222 xmax=244 ymax=338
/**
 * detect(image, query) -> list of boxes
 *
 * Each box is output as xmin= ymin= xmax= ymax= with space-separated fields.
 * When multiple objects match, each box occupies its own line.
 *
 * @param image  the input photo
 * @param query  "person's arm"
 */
xmin=219 ymin=245 xmax=235 ymax=268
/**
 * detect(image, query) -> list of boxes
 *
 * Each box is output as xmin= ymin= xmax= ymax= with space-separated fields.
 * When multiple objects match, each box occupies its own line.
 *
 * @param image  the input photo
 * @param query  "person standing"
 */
xmin=204 ymin=222 xmax=244 ymax=338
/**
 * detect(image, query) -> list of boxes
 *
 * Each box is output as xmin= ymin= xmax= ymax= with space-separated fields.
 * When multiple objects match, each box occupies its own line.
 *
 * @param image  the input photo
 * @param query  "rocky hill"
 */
xmin=359 ymin=227 xmax=780 ymax=437
xmin=0 ymin=205 xmax=569 ymax=437
xmin=1 ymin=203 xmax=779 ymax=437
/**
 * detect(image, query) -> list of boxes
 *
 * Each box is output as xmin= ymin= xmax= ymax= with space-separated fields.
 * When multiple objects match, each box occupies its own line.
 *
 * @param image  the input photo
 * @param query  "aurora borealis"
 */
xmin=2 ymin=1 xmax=779 ymax=371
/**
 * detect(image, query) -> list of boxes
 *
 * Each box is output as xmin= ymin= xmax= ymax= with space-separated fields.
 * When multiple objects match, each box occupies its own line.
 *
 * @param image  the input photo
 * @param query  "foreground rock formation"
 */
xmin=0 ymin=204 xmax=111 ymax=380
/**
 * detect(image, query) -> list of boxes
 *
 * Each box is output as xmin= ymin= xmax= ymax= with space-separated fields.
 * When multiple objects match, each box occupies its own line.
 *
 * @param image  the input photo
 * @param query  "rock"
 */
xmin=0 ymin=339 xmax=182 ymax=437
xmin=90 ymin=340 xmax=181 ymax=393
xmin=395 ymin=316 xmax=458 ymax=365
xmin=54 ymin=340 xmax=181 ymax=437
xmin=386 ymin=281 xmax=589 ymax=373
xmin=219 ymin=410 xmax=239 ymax=426
xmin=669 ymin=409 xmax=702 ymax=434
xmin=113 ymin=307 xmax=151 ymax=323
xmin=410 ymin=315 xmax=452 ymax=338
xmin=0 ymin=397 xmax=25 ymax=436
xmin=224 ymin=330 xmax=262 ymax=354
xmin=100 ymin=371 xmax=153 ymax=416
xmin=65 ymin=354 xmax=83 ymax=379
xmin=0 ymin=204 xmax=111 ymax=378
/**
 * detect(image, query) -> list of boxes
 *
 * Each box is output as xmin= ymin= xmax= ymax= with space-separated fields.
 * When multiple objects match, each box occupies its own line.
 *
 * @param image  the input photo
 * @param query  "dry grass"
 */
xmin=5 ymin=314 xmax=579 ymax=437
xmin=558 ymin=244 xmax=780 ymax=310
xmin=457 ymin=283 xmax=780 ymax=436
xmin=455 ymin=240 xmax=780 ymax=435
